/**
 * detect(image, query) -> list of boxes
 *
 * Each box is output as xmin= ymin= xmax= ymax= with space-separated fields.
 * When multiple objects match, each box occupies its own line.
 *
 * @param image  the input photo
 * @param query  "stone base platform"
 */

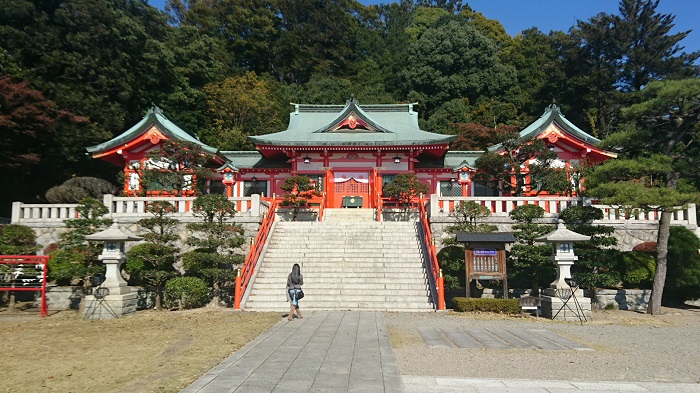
xmin=541 ymin=288 xmax=592 ymax=322
xmin=84 ymin=291 xmax=137 ymax=320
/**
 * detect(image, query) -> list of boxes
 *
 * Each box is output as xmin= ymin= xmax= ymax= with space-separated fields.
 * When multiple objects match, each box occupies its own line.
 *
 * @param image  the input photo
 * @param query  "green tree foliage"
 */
xmin=473 ymin=130 xmax=568 ymax=196
xmin=272 ymin=0 xmax=363 ymax=83
xmin=52 ymin=198 xmax=112 ymax=293
xmin=422 ymin=98 xmax=471 ymax=134
xmin=507 ymin=205 xmax=554 ymax=295
xmin=663 ymin=226 xmax=700 ymax=305
xmin=437 ymin=245 xmax=465 ymax=290
xmin=166 ymin=0 xmax=277 ymax=74
xmin=439 ymin=200 xmax=496 ymax=290
xmin=402 ymin=19 xmax=517 ymax=117
xmin=383 ymin=173 xmax=429 ymax=219
xmin=45 ymin=177 xmax=117 ymax=203
xmin=614 ymin=0 xmax=699 ymax=92
xmin=164 ymin=276 xmax=209 ymax=310
xmin=182 ymin=194 xmax=245 ymax=307
xmin=126 ymin=201 xmax=180 ymax=310
xmin=448 ymin=201 xmax=496 ymax=234
xmin=620 ymin=251 xmax=655 ymax=289
xmin=141 ymin=140 xmax=218 ymax=197
xmin=587 ymin=78 xmax=700 ymax=314
xmin=202 ymin=71 xmax=286 ymax=150
xmin=0 ymin=77 xmax=90 ymax=215
xmin=500 ymin=28 xmax=566 ymax=118
xmin=559 ymin=206 xmax=622 ymax=290
xmin=450 ymin=123 xmax=517 ymax=151
xmin=0 ymin=224 xmax=40 ymax=255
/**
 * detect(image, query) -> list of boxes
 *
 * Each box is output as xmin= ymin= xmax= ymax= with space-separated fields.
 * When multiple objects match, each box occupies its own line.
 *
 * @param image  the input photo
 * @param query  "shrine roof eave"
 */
xmin=86 ymin=106 xmax=219 ymax=156
xmin=488 ymin=104 xmax=602 ymax=153
xmin=249 ymin=137 xmax=456 ymax=148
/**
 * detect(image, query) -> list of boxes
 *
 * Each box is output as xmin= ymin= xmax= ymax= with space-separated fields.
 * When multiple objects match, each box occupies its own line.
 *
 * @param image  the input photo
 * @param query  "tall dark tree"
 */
xmin=615 ymin=0 xmax=699 ymax=92
xmin=586 ymin=78 xmax=700 ymax=315
xmin=402 ymin=19 xmax=517 ymax=118
xmin=0 ymin=77 xmax=90 ymax=215
xmin=272 ymin=0 xmax=362 ymax=84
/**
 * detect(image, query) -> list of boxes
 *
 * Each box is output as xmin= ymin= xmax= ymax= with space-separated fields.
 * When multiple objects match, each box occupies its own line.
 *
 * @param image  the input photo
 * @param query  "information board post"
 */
xmin=456 ymin=233 xmax=516 ymax=299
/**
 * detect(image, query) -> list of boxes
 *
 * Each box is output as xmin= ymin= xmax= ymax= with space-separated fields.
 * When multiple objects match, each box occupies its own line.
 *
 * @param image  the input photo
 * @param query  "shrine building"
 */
xmin=86 ymin=99 xmax=616 ymax=206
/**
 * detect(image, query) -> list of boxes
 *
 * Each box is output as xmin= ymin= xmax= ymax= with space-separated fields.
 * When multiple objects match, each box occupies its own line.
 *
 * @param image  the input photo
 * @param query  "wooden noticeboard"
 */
xmin=465 ymin=247 xmax=508 ymax=298
xmin=455 ymin=232 xmax=515 ymax=299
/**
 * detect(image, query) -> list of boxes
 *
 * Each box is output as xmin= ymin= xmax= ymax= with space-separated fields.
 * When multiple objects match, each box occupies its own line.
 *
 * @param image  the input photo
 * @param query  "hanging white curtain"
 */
xmin=333 ymin=172 xmax=370 ymax=183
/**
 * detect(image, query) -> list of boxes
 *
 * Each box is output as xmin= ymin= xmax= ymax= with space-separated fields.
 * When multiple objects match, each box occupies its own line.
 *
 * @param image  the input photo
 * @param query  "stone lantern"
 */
xmin=83 ymin=224 xmax=142 ymax=319
xmin=535 ymin=220 xmax=592 ymax=321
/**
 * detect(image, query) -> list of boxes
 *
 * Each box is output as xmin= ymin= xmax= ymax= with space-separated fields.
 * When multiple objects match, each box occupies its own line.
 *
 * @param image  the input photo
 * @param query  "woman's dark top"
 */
xmin=286 ymin=273 xmax=304 ymax=290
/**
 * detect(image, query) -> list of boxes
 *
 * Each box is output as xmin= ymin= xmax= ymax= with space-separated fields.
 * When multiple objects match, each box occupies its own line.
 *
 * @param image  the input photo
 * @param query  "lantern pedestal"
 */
xmin=541 ymin=288 xmax=592 ymax=321
xmin=535 ymin=220 xmax=593 ymax=322
xmin=83 ymin=224 xmax=142 ymax=320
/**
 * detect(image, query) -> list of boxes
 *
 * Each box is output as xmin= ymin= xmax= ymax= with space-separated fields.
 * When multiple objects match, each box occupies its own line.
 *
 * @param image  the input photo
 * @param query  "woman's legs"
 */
xmin=296 ymin=305 xmax=302 ymax=318
xmin=288 ymin=289 xmax=297 ymax=320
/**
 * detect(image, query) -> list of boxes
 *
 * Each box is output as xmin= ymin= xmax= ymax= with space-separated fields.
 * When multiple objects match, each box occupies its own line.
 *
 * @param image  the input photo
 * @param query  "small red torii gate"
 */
xmin=0 ymin=255 xmax=49 ymax=317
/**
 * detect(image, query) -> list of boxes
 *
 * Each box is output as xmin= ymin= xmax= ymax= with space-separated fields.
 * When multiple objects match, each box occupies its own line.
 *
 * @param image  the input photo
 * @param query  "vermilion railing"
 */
xmin=0 ymin=255 xmax=50 ymax=317
xmin=418 ymin=199 xmax=445 ymax=310
xmin=234 ymin=198 xmax=277 ymax=309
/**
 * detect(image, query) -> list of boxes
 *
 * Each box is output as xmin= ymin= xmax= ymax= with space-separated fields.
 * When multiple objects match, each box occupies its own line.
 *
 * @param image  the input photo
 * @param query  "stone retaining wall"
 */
xmin=28 ymin=216 xmax=261 ymax=257
xmin=592 ymin=289 xmax=652 ymax=311
xmin=428 ymin=216 xmax=660 ymax=252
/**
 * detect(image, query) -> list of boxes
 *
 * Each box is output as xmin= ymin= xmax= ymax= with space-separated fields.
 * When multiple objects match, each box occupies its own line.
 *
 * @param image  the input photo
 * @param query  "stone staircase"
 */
xmin=243 ymin=215 xmax=434 ymax=311
xmin=322 ymin=207 xmax=375 ymax=222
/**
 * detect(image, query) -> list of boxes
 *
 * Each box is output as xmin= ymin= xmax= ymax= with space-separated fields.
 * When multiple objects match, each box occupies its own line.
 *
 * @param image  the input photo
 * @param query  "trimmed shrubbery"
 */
xmin=452 ymin=297 xmax=520 ymax=314
xmin=165 ymin=277 xmax=209 ymax=309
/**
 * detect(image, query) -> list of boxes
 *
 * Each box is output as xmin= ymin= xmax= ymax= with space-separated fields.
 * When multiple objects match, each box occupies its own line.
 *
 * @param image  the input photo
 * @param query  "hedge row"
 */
xmin=452 ymin=297 xmax=521 ymax=314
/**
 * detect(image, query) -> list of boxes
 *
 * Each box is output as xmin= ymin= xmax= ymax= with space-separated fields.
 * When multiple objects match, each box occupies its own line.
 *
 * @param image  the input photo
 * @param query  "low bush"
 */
xmin=620 ymin=251 xmax=655 ymax=289
xmin=452 ymin=297 xmax=520 ymax=314
xmin=165 ymin=277 xmax=209 ymax=309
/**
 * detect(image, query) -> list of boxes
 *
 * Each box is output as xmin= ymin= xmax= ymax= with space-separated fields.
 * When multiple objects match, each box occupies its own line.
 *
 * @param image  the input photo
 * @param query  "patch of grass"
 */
xmin=0 ymin=309 xmax=280 ymax=392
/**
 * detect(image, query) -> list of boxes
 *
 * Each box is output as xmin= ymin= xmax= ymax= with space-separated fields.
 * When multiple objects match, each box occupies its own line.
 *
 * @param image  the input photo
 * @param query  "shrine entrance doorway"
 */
xmin=331 ymin=171 xmax=370 ymax=208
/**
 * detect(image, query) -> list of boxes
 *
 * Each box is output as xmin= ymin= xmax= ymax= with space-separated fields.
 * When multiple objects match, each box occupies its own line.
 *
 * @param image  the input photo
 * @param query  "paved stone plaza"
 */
xmin=182 ymin=311 xmax=700 ymax=393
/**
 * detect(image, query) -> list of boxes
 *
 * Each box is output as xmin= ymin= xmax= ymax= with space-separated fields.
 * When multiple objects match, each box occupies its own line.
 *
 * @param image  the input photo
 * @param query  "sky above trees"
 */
xmin=147 ymin=0 xmax=700 ymax=57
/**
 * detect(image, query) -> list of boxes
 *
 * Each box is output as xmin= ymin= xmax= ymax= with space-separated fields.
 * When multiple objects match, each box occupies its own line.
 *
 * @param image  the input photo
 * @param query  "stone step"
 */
xmin=263 ymin=251 xmax=423 ymax=256
xmin=244 ymin=301 xmax=434 ymax=311
xmin=249 ymin=290 xmax=430 ymax=298
xmin=259 ymin=262 xmax=424 ymax=268
xmin=260 ymin=259 xmax=423 ymax=265
xmin=251 ymin=282 xmax=428 ymax=290
xmin=246 ymin=217 xmax=431 ymax=311
xmin=255 ymin=272 xmax=427 ymax=285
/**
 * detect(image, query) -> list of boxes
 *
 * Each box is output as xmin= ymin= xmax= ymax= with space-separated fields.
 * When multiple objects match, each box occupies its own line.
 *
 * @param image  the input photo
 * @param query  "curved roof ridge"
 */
xmin=312 ymin=98 xmax=391 ymax=133
xmin=86 ymin=105 xmax=218 ymax=155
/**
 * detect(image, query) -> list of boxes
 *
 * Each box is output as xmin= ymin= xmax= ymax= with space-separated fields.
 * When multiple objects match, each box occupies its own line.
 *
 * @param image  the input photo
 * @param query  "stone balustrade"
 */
xmin=12 ymin=194 xmax=262 ymax=225
xmin=429 ymin=195 xmax=698 ymax=228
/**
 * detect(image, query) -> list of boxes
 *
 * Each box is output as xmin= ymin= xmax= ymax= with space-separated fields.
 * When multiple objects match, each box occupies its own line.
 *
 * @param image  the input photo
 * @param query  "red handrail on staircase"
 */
xmin=418 ymin=198 xmax=445 ymax=310
xmin=234 ymin=198 xmax=277 ymax=309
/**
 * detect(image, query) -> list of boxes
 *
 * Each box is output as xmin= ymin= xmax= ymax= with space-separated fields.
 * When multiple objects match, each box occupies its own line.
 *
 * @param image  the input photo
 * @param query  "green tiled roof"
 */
xmin=86 ymin=106 xmax=219 ymax=155
xmin=444 ymin=151 xmax=482 ymax=170
xmin=248 ymin=99 xmax=455 ymax=147
xmin=488 ymin=104 xmax=600 ymax=152
xmin=414 ymin=151 xmax=482 ymax=169
xmin=220 ymin=151 xmax=291 ymax=169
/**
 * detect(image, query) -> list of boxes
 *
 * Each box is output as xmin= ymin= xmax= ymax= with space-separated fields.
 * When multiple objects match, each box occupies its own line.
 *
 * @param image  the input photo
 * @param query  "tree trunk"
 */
xmin=155 ymin=290 xmax=162 ymax=311
xmin=647 ymin=209 xmax=671 ymax=315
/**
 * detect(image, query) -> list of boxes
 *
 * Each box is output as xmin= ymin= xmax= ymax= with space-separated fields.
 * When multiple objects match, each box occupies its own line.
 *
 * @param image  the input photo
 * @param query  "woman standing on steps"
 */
xmin=287 ymin=263 xmax=304 ymax=321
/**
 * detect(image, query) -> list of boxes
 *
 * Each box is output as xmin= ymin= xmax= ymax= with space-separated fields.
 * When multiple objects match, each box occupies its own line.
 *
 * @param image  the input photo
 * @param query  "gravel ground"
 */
xmin=385 ymin=307 xmax=700 ymax=384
